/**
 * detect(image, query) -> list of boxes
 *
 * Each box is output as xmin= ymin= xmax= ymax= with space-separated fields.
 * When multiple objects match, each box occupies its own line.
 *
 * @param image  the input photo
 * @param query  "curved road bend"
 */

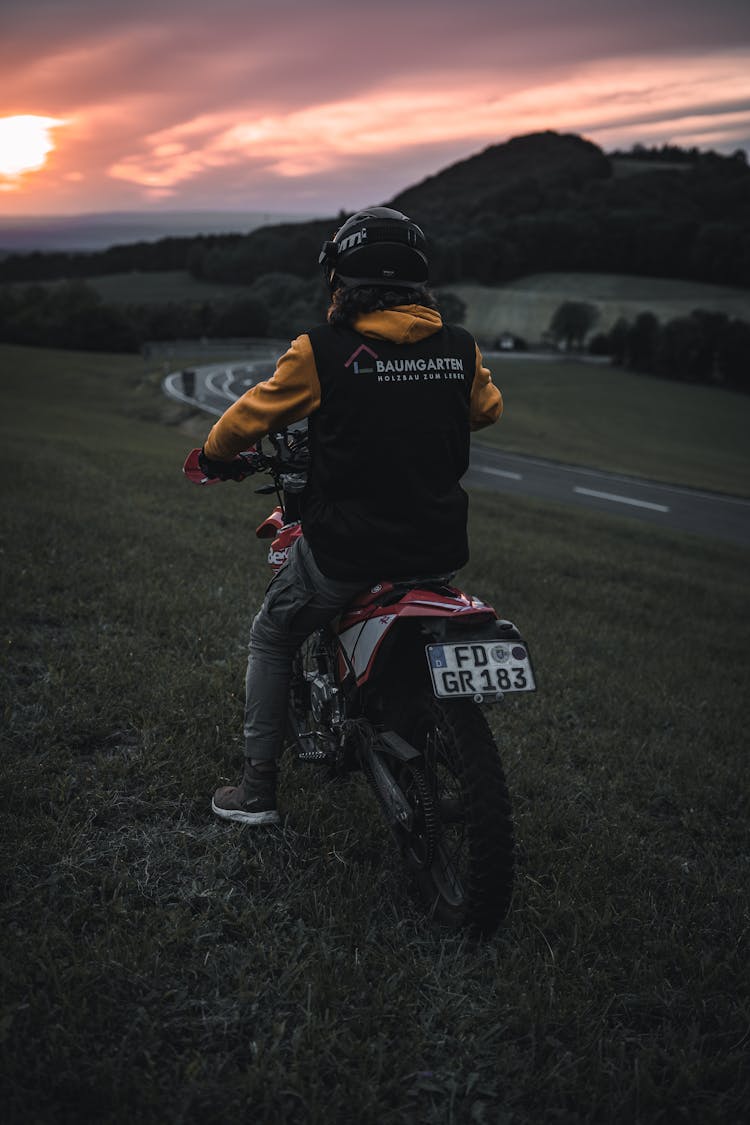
xmin=164 ymin=358 xmax=750 ymax=549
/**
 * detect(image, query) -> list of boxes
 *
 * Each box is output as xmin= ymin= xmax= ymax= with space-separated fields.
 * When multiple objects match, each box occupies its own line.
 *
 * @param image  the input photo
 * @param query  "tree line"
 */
xmin=1 ymin=144 xmax=748 ymax=290
xmin=0 ymin=275 xmax=466 ymax=356
xmin=185 ymin=158 xmax=750 ymax=289
xmin=549 ymin=300 xmax=750 ymax=392
xmin=180 ymin=145 xmax=750 ymax=288
xmin=0 ymin=233 xmax=241 ymax=284
xmin=0 ymin=275 xmax=313 ymax=354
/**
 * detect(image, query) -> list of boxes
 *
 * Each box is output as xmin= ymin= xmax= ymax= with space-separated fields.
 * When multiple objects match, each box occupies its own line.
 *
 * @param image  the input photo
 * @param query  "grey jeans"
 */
xmin=243 ymin=537 xmax=365 ymax=761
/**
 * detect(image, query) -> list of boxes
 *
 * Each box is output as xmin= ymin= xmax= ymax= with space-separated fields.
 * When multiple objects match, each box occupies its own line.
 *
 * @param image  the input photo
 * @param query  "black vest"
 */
xmin=302 ymin=322 xmax=476 ymax=581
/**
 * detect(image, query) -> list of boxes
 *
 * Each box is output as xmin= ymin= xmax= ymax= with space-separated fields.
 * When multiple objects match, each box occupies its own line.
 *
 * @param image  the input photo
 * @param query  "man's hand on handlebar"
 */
xmin=198 ymin=448 xmax=254 ymax=482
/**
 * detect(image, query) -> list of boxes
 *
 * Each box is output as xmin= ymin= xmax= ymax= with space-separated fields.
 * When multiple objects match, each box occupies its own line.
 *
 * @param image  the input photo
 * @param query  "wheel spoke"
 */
xmin=430 ymin=841 xmax=465 ymax=905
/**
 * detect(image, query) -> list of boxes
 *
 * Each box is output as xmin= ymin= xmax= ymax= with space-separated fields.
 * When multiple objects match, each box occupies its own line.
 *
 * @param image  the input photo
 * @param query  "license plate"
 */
xmin=426 ymin=640 xmax=536 ymax=699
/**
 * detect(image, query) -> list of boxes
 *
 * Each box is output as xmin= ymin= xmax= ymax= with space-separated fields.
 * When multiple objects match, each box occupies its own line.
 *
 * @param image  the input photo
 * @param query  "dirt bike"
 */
xmin=184 ymin=430 xmax=535 ymax=937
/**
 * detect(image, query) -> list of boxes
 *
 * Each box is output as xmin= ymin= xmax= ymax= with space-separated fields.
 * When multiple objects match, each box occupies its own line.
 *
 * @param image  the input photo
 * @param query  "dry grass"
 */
xmin=1 ymin=344 xmax=748 ymax=1124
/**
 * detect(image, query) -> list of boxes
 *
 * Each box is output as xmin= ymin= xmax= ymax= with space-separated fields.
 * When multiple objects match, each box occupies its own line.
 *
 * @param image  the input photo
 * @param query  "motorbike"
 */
xmin=184 ymin=429 xmax=535 ymax=937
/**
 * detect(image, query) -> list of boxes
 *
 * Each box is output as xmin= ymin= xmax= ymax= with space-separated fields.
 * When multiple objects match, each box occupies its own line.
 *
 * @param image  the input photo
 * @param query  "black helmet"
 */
xmin=318 ymin=206 xmax=428 ymax=293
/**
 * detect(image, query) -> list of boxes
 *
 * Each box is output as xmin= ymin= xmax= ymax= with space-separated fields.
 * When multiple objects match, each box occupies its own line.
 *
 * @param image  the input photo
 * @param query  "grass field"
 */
xmin=157 ymin=337 xmax=750 ymax=497
xmin=1 ymin=344 xmax=749 ymax=1123
xmin=21 ymin=269 xmax=253 ymax=305
xmin=10 ymin=268 xmax=748 ymax=346
xmin=454 ymin=273 xmax=750 ymax=344
xmin=477 ymin=356 xmax=750 ymax=497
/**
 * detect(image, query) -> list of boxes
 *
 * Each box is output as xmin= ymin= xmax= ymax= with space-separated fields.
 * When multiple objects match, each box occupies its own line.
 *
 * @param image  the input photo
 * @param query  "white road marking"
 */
xmin=205 ymin=369 xmax=226 ymax=395
xmin=573 ymin=486 xmax=670 ymax=512
xmin=475 ymin=466 xmax=523 ymax=481
xmin=221 ymin=369 xmax=237 ymax=397
xmin=161 ymin=372 xmax=223 ymax=415
xmin=163 ymin=366 xmax=749 ymax=543
xmin=475 ymin=442 xmax=750 ymax=508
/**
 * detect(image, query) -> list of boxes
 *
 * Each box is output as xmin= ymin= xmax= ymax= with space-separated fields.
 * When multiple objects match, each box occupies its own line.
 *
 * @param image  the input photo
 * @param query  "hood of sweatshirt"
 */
xmin=353 ymin=304 xmax=443 ymax=344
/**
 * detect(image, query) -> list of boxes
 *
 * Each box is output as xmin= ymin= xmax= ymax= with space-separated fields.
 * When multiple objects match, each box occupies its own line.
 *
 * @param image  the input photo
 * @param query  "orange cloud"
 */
xmin=105 ymin=50 xmax=750 ymax=197
xmin=1 ymin=0 xmax=748 ymax=218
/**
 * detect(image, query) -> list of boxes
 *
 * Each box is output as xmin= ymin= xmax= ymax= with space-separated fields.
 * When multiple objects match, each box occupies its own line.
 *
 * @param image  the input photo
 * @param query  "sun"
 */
xmin=0 ymin=115 xmax=68 ymax=179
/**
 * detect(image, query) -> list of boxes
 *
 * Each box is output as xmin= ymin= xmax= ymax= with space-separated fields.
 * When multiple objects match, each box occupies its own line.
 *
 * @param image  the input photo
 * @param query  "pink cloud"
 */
xmin=104 ymin=52 xmax=750 ymax=193
xmin=0 ymin=1 xmax=748 ymax=214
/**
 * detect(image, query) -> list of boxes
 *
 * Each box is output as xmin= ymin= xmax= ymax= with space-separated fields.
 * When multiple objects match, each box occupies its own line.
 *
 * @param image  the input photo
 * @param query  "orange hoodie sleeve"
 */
xmin=469 ymin=344 xmax=503 ymax=430
xmin=203 ymin=334 xmax=321 ymax=460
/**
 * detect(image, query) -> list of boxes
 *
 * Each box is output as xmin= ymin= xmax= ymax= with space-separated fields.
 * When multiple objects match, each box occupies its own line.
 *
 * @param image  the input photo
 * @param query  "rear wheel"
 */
xmin=390 ymin=693 xmax=515 ymax=937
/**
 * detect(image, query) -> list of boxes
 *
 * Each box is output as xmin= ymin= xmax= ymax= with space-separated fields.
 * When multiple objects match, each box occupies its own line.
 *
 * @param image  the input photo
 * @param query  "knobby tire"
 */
xmin=287 ymin=640 xmax=515 ymax=936
xmin=390 ymin=693 xmax=515 ymax=937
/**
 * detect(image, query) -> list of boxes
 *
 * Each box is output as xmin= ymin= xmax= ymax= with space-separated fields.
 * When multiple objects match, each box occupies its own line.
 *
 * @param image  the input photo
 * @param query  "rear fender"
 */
xmin=340 ymin=581 xmax=494 ymax=625
xmin=334 ymin=583 xmax=500 ymax=689
xmin=420 ymin=616 xmax=525 ymax=646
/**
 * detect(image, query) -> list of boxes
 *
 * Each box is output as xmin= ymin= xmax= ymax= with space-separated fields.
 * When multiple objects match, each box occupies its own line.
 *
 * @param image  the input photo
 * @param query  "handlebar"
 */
xmin=182 ymin=427 xmax=309 ymax=488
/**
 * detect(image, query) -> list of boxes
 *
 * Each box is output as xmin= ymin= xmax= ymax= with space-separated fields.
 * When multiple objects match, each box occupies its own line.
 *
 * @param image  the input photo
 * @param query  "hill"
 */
xmin=1 ymin=132 xmax=748 ymax=289
xmin=388 ymin=130 xmax=610 ymax=229
xmin=387 ymin=133 xmax=750 ymax=287
xmin=188 ymin=132 xmax=750 ymax=288
xmin=2 ymin=343 xmax=748 ymax=1122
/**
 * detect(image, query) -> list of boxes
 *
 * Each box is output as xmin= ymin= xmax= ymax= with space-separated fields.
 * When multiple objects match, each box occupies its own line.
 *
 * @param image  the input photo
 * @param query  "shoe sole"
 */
xmin=211 ymin=799 xmax=280 ymax=825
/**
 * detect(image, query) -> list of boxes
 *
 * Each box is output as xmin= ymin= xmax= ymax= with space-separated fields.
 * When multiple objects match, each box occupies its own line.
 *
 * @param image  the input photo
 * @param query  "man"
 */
xmin=198 ymin=207 xmax=502 ymax=825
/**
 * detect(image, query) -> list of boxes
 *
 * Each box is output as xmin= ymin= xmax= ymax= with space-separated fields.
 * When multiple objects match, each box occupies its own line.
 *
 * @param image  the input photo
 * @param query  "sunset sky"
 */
xmin=1 ymin=0 xmax=749 ymax=217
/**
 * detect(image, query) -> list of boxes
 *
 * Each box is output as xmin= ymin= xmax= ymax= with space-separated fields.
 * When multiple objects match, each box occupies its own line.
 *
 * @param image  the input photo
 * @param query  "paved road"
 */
xmin=164 ymin=355 xmax=750 ymax=549
xmin=465 ymin=445 xmax=750 ymax=547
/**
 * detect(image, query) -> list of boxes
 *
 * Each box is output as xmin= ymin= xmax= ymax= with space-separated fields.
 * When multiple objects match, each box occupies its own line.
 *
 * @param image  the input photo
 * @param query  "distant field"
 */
xmin=2 ymin=343 xmax=747 ymax=1123
xmin=477 ymin=355 xmax=750 ymax=497
xmin=7 ymin=268 xmax=749 ymax=353
xmin=163 ymin=336 xmax=749 ymax=498
xmin=453 ymin=272 xmax=750 ymax=344
xmin=57 ymin=269 xmax=250 ymax=305
xmin=0 ymin=209 xmax=319 ymax=253
xmin=154 ymin=338 xmax=750 ymax=497
xmin=2 ymin=317 xmax=747 ymax=497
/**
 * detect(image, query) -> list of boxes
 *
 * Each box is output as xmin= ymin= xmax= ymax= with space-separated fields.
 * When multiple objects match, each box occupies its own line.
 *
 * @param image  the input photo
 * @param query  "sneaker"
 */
xmin=211 ymin=761 xmax=280 ymax=825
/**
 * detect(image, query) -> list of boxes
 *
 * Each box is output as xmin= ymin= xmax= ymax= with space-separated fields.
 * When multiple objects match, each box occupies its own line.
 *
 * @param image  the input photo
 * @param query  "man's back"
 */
xmin=303 ymin=314 xmax=477 ymax=580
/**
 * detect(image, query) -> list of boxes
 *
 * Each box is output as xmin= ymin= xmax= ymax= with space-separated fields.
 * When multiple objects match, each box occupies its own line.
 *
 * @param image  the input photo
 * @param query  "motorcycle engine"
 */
xmin=309 ymin=673 xmax=341 ymax=726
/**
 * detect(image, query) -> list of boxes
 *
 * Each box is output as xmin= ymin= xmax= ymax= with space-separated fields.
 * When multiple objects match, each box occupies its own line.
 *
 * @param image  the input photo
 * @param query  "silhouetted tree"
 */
xmin=608 ymin=318 xmax=630 ymax=364
xmin=655 ymin=315 xmax=709 ymax=382
xmin=0 ymin=280 xmax=139 ymax=351
xmin=209 ymin=297 xmax=270 ymax=338
xmin=627 ymin=312 xmax=660 ymax=372
xmin=548 ymin=301 xmax=599 ymax=349
xmin=717 ymin=318 xmax=750 ymax=391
